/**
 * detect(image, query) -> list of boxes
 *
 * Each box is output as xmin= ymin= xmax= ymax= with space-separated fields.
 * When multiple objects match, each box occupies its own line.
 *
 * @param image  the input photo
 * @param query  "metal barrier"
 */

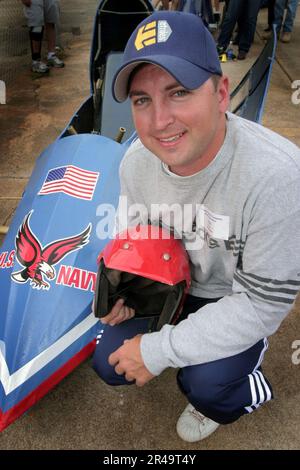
xmin=230 ymin=26 xmax=277 ymax=123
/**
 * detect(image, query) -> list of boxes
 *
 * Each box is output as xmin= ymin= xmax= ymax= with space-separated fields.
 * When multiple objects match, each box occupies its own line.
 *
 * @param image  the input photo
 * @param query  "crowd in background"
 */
xmin=154 ymin=0 xmax=299 ymax=60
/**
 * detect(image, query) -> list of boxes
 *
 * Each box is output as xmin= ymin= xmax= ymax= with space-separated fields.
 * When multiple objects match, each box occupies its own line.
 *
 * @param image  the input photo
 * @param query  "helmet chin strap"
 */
xmin=156 ymin=282 xmax=185 ymax=330
xmin=95 ymin=261 xmax=109 ymax=317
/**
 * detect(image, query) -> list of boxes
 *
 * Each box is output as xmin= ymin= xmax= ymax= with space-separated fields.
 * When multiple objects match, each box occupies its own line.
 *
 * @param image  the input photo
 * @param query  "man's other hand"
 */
xmin=109 ymin=335 xmax=155 ymax=386
xmin=101 ymin=298 xmax=135 ymax=326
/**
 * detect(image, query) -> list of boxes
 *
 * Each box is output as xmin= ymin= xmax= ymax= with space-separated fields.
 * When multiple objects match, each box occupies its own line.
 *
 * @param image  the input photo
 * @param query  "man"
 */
xmin=93 ymin=11 xmax=300 ymax=442
xmin=21 ymin=0 xmax=64 ymax=73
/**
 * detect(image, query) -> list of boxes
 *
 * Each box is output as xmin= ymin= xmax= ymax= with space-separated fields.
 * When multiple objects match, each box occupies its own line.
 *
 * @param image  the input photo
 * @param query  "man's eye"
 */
xmin=173 ymin=89 xmax=190 ymax=98
xmin=174 ymin=89 xmax=189 ymax=97
xmin=133 ymin=97 xmax=148 ymax=105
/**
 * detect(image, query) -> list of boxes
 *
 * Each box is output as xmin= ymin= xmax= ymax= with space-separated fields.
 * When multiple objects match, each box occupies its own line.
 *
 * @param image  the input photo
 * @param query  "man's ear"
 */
xmin=218 ymin=76 xmax=230 ymax=113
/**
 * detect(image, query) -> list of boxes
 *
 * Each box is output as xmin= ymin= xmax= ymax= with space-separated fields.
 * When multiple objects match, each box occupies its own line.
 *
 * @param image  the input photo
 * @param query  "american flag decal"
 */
xmin=38 ymin=165 xmax=99 ymax=201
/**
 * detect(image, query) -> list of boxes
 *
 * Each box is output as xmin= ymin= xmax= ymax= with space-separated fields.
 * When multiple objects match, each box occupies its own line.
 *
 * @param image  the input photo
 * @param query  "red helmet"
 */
xmin=94 ymin=225 xmax=191 ymax=330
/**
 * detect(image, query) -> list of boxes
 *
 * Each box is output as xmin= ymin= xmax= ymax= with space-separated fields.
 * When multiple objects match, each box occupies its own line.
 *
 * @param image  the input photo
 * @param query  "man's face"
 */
xmin=129 ymin=64 xmax=229 ymax=176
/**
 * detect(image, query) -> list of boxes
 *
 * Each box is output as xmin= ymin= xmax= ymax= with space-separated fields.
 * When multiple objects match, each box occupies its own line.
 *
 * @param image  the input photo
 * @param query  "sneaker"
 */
xmin=176 ymin=403 xmax=220 ymax=442
xmin=47 ymin=54 xmax=65 ymax=68
xmin=281 ymin=32 xmax=291 ymax=43
xmin=31 ymin=60 xmax=50 ymax=74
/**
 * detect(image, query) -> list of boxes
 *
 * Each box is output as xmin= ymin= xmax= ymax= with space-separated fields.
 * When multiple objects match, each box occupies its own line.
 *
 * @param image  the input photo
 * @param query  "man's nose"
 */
xmin=152 ymin=103 xmax=175 ymax=131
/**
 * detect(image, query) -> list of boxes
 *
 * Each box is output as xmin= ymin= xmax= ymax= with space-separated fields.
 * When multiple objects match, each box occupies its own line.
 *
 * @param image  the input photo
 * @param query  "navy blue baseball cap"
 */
xmin=112 ymin=11 xmax=222 ymax=103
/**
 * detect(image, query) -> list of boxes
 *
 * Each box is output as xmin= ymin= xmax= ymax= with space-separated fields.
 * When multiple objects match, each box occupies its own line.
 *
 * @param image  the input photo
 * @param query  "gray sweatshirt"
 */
xmin=116 ymin=112 xmax=300 ymax=376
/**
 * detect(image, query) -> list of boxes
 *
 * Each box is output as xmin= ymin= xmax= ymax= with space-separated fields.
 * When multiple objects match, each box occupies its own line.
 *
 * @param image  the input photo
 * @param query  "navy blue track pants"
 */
xmin=92 ymin=295 xmax=273 ymax=424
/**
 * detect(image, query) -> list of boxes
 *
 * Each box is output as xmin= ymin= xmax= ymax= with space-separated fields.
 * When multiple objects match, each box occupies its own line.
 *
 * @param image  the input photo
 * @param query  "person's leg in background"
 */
xmin=23 ymin=0 xmax=49 ymax=73
xmin=273 ymin=0 xmax=287 ymax=36
xmin=217 ymin=0 xmax=244 ymax=54
xmin=29 ymin=25 xmax=49 ymax=73
xmin=236 ymin=0 xmax=261 ymax=59
xmin=262 ymin=0 xmax=276 ymax=39
xmin=54 ymin=0 xmax=63 ymax=50
xmin=45 ymin=22 xmax=55 ymax=54
xmin=213 ymin=0 xmax=221 ymax=23
xmin=233 ymin=7 xmax=246 ymax=48
xmin=204 ymin=0 xmax=217 ymax=30
xmin=281 ymin=0 xmax=299 ymax=42
xmin=268 ymin=0 xmax=276 ymax=25
xmin=44 ymin=0 xmax=64 ymax=67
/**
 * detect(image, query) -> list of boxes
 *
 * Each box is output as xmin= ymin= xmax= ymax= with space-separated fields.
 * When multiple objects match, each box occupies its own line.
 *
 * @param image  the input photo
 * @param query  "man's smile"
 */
xmin=157 ymin=131 xmax=186 ymax=146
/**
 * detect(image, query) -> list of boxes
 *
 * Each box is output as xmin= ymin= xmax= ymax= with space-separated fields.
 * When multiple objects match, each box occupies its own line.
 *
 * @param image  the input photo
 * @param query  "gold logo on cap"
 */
xmin=135 ymin=21 xmax=157 ymax=51
xmin=134 ymin=20 xmax=172 ymax=51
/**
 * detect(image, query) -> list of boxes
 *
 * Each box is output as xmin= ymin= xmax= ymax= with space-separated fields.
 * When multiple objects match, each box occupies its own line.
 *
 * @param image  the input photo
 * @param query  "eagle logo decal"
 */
xmin=11 ymin=211 xmax=91 ymax=290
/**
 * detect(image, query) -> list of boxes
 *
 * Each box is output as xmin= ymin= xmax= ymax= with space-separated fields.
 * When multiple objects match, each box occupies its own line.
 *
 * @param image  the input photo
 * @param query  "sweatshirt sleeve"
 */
xmin=141 ymin=177 xmax=300 ymax=376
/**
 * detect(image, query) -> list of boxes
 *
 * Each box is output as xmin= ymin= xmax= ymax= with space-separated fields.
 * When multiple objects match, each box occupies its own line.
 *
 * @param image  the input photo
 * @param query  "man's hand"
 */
xmin=101 ymin=298 xmax=135 ymax=326
xmin=109 ymin=335 xmax=155 ymax=386
xmin=21 ymin=0 xmax=32 ymax=7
